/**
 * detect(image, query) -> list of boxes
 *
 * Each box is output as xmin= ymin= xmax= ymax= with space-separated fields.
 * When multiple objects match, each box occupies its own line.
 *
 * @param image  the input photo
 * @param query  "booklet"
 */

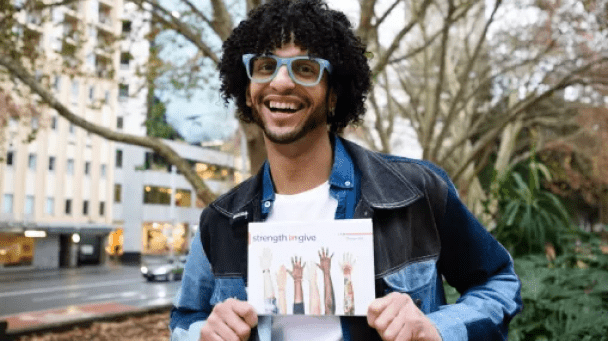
xmin=248 ymin=219 xmax=374 ymax=316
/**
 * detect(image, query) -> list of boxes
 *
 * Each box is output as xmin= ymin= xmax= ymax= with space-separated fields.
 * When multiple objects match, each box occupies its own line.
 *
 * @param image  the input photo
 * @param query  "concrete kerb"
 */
xmin=0 ymin=304 xmax=172 ymax=340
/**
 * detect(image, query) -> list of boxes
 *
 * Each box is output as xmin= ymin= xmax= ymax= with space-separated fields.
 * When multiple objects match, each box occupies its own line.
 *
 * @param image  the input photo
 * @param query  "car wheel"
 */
xmin=146 ymin=276 xmax=154 ymax=282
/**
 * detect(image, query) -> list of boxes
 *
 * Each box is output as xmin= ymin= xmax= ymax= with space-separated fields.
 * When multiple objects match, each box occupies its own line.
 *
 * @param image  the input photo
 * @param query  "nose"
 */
xmin=269 ymin=65 xmax=296 ymax=91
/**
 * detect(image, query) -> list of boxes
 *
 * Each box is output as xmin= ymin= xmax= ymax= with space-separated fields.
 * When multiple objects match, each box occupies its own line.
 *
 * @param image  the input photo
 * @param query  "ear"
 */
xmin=328 ymin=89 xmax=337 ymax=110
xmin=245 ymin=87 xmax=252 ymax=107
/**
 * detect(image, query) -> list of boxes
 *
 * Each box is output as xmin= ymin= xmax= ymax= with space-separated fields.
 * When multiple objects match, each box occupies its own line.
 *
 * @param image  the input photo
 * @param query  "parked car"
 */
xmin=141 ymin=256 xmax=187 ymax=282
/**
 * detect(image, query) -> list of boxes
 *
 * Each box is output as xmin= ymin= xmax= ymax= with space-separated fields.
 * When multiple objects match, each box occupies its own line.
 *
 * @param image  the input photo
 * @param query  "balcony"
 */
xmin=63 ymin=3 xmax=82 ymax=20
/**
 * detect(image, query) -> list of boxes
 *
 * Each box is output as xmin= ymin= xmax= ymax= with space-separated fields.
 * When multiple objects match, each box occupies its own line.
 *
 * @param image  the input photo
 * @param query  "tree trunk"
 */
xmin=240 ymin=122 xmax=267 ymax=175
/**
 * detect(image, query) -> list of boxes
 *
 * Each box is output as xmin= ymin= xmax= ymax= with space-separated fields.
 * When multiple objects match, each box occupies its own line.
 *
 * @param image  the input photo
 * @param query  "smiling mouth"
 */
xmin=265 ymin=101 xmax=303 ymax=114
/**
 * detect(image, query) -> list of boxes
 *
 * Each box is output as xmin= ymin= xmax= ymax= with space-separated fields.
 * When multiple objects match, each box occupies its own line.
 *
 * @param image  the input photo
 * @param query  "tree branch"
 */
xmin=0 ymin=54 xmax=217 ymax=204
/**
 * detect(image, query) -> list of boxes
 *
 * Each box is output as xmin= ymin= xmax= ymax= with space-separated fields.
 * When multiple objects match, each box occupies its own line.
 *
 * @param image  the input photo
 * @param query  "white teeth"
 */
xmin=269 ymin=101 xmax=299 ymax=110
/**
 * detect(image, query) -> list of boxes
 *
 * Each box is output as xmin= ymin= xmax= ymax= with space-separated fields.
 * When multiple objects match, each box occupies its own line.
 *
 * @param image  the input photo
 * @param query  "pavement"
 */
xmin=0 ymin=299 xmax=172 ymax=338
xmin=0 ymin=264 xmax=173 ymax=339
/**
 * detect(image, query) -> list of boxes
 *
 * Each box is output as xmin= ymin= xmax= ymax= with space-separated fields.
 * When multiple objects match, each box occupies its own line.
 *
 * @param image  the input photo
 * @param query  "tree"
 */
xmin=354 ymin=0 xmax=608 ymax=219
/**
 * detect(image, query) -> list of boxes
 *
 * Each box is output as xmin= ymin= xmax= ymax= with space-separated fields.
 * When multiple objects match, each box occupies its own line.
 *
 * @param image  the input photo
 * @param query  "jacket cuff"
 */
xmin=427 ymin=306 xmax=468 ymax=341
xmin=170 ymin=320 xmax=205 ymax=341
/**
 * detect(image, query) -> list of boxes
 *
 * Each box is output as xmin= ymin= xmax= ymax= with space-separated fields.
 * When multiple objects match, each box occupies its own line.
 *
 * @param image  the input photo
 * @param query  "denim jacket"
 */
xmin=169 ymin=136 xmax=522 ymax=341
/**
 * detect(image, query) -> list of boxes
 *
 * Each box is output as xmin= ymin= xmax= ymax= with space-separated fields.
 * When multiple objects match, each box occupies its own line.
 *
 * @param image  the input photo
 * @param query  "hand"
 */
xmin=367 ymin=292 xmax=442 ymax=341
xmin=339 ymin=252 xmax=356 ymax=276
xmin=305 ymin=259 xmax=318 ymax=283
xmin=200 ymin=298 xmax=258 ymax=341
xmin=287 ymin=256 xmax=305 ymax=282
xmin=259 ymin=247 xmax=272 ymax=271
xmin=276 ymin=265 xmax=287 ymax=291
xmin=317 ymin=247 xmax=333 ymax=274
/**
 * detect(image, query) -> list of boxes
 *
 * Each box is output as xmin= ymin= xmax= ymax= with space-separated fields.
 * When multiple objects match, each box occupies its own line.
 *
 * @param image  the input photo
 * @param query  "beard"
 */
xmin=252 ymin=105 xmax=328 ymax=145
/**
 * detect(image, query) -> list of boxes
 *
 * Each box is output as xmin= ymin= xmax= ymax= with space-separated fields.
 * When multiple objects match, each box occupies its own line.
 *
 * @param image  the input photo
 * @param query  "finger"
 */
xmin=287 ymin=269 xmax=293 ymax=278
xmin=231 ymin=300 xmax=258 ymax=328
xmin=381 ymin=307 xmax=408 ymax=341
xmin=373 ymin=299 xmax=401 ymax=334
xmin=318 ymin=250 xmax=323 ymax=258
xmin=367 ymin=295 xmax=393 ymax=327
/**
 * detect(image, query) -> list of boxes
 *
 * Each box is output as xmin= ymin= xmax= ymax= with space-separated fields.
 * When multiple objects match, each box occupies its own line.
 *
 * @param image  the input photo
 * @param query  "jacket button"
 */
xmin=345 ymin=181 xmax=351 ymax=186
xmin=264 ymin=201 xmax=271 ymax=208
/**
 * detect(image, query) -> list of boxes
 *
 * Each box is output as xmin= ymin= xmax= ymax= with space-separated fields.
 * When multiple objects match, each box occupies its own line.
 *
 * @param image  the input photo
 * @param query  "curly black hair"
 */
xmin=219 ymin=0 xmax=371 ymax=133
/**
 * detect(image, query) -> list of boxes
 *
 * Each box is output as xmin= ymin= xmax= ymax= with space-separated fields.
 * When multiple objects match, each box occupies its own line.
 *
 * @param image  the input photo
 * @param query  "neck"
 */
xmin=265 ymin=129 xmax=333 ymax=195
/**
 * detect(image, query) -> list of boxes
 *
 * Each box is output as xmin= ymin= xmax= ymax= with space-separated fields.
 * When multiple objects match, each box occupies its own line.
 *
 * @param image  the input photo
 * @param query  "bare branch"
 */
xmin=429 ymin=0 xmax=502 ymax=160
xmin=0 ymin=54 xmax=217 ymax=204
xmin=371 ymin=0 xmax=433 ymax=78
xmin=374 ymin=0 xmax=402 ymax=28
xmin=132 ymin=0 xmax=220 ymax=65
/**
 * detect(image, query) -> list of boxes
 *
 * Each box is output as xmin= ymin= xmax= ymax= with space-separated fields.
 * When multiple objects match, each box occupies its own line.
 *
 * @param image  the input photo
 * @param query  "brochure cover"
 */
xmin=248 ymin=219 xmax=374 ymax=316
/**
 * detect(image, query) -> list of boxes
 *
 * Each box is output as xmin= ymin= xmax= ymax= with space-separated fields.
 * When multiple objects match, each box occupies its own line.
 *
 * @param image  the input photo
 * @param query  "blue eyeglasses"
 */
xmin=242 ymin=54 xmax=332 ymax=86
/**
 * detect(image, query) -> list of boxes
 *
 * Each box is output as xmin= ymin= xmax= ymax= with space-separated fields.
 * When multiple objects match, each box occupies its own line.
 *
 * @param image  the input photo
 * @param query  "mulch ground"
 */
xmin=16 ymin=312 xmax=171 ymax=341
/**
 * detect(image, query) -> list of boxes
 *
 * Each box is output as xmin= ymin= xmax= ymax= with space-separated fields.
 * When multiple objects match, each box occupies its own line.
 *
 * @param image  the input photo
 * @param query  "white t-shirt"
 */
xmin=265 ymin=181 xmax=343 ymax=341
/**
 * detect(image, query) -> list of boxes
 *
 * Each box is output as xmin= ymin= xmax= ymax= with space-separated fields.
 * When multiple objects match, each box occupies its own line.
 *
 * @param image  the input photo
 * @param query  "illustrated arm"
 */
xmin=340 ymin=252 xmax=356 ymax=315
xmin=317 ymin=248 xmax=335 ymax=315
xmin=287 ymin=256 xmax=305 ymax=314
xmin=306 ymin=260 xmax=321 ymax=315
xmin=276 ymin=265 xmax=288 ymax=314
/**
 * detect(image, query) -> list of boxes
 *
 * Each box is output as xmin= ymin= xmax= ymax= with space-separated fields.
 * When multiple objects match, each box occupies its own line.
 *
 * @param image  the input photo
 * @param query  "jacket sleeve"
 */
xmin=425 ymin=164 xmax=522 ymax=340
xmin=169 ymin=227 xmax=215 ymax=341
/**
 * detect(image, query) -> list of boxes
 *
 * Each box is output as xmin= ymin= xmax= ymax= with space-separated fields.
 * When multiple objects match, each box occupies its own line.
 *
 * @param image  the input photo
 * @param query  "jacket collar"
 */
xmin=211 ymin=135 xmax=422 ymax=217
xmin=339 ymin=137 xmax=422 ymax=209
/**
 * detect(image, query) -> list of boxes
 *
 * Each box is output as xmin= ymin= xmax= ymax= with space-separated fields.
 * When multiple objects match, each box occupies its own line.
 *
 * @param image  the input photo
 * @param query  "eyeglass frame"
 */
xmin=242 ymin=53 xmax=333 ymax=87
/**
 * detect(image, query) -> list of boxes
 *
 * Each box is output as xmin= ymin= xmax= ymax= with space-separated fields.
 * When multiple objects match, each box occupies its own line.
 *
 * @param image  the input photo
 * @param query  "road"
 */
xmin=0 ymin=264 xmax=180 ymax=317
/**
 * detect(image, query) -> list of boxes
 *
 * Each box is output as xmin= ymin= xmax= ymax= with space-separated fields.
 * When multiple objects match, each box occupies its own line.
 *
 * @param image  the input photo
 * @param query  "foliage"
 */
xmin=145 ymin=97 xmax=181 ymax=140
xmin=492 ymin=157 xmax=574 ymax=256
xmin=508 ymin=232 xmax=608 ymax=341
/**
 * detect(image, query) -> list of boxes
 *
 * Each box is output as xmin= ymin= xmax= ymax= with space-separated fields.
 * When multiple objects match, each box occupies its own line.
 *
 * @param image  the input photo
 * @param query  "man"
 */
xmin=169 ymin=0 xmax=522 ymax=340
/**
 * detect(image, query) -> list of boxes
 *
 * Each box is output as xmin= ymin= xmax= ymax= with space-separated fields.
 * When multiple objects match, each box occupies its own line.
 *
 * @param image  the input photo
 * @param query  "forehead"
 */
xmin=271 ymin=42 xmax=307 ymax=57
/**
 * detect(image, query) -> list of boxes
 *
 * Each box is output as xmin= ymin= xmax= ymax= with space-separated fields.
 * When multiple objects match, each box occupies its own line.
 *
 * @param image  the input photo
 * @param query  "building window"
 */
xmin=143 ymin=186 xmax=171 ymax=205
xmin=28 ymin=153 xmax=37 ymax=170
xmin=121 ymin=20 xmax=131 ymax=33
xmin=67 ymin=159 xmax=74 ymax=175
xmin=25 ymin=195 xmax=34 ymax=215
xmin=101 ymin=164 xmax=106 ymax=178
xmin=143 ymin=186 xmax=192 ymax=207
xmin=7 ymin=151 xmax=14 ymax=166
xmin=104 ymin=90 xmax=110 ymax=104
xmin=83 ymin=200 xmax=89 ymax=215
xmin=88 ymin=85 xmax=95 ymax=103
xmin=51 ymin=116 xmax=58 ymax=130
xmin=49 ymin=156 xmax=56 ymax=171
xmin=115 ymin=149 xmax=123 ymax=168
xmin=53 ymin=75 xmax=61 ymax=91
xmin=69 ymin=123 xmax=75 ymax=135
xmin=114 ymin=184 xmax=122 ymax=203
xmin=118 ymin=84 xmax=129 ymax=99
xmin=99 ymin=201 xmax=105 ymax=216
xmin=46 ymin=197 xmax=54 ymax=215
xmin=120 ymin=52 xmax=130 ymax=69
xmin=65 ymin=199 xmax=72 ymax=215
xmin=175 ymin=189 xmax=192 ymax=207
xmin=3 ymin=194 xmax=14 ymax=213
xmin=117 ymin=116 xmax=123 ymax=129
xmin=84 ymin=161 xmax=91 ymax=175
xmin=71 ymin=80 xmax=79 ymax=104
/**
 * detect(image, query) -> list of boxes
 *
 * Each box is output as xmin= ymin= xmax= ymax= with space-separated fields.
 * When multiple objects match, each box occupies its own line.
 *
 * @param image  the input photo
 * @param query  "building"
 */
xmin=1 ymin=0 xmax=239 ymax=270
xmin=1 ymin=0 xmax=121 ymax=269
xmin=112 ymin=140 xmax=236 ymax=263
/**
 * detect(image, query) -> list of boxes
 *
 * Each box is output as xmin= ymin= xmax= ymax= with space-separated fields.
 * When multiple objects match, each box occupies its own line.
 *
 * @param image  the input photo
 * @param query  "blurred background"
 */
xmin=0 ymin=0 xmax=607 ymax=339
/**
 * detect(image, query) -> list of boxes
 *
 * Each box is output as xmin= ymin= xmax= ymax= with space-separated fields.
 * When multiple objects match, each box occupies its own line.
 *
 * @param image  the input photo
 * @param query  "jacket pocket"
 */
xmin=382 ymin=259 xmax=438 ymax=313
xmin=209 ymin=277 xmax=248 ymax=306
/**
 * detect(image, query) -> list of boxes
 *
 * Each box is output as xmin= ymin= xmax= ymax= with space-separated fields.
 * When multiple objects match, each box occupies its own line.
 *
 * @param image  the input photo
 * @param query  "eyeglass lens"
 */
xmin=250 ymin=57 xmax=322 ymax=84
